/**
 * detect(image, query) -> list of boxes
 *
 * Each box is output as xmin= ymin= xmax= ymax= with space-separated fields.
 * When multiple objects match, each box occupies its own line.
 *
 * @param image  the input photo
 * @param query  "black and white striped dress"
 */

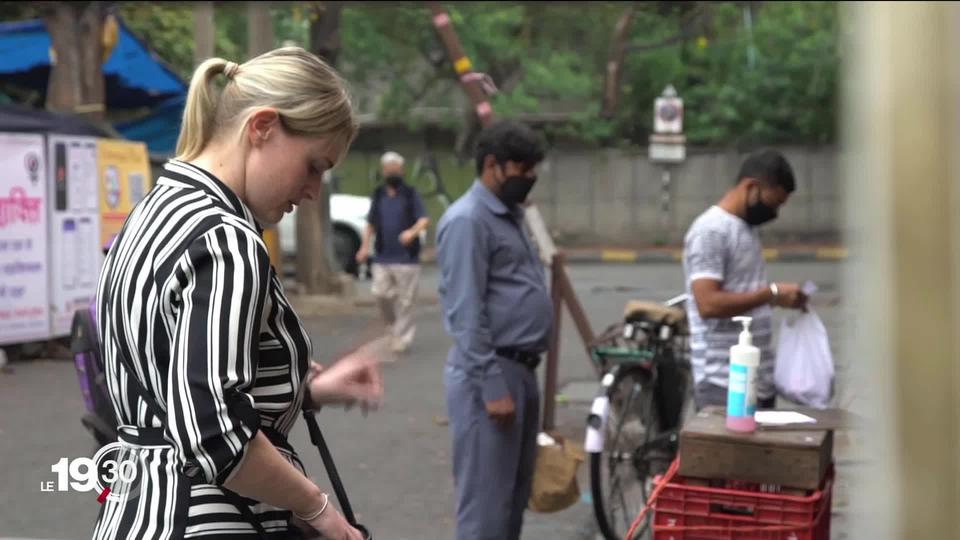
xmin=92 ymin=159 xmax=312 ymax=539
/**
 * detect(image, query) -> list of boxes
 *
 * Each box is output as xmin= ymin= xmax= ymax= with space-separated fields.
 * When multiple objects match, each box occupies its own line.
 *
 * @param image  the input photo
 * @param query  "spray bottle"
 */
xmin=726 ymin=316 xmax=760 ymax=433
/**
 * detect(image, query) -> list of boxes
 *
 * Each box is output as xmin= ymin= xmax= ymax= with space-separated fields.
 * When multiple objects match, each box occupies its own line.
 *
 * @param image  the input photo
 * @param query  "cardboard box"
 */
xmin=678 ymin=408 xmax=833 ymax=490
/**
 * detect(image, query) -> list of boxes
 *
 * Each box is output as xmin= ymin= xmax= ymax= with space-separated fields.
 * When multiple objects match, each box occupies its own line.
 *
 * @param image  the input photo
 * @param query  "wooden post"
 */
xmin=541 ymin=251 xmax=599 ymax=432
xmin=542 ymin=253 xmax=564 ymax=432
xmin=424 ymin=2 xmax=494 ymax=127
xmin=558 ymin=262 xmax=595 ymax=359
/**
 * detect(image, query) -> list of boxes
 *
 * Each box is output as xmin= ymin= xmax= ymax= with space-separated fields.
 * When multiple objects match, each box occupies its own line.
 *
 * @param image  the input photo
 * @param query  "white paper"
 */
xmin=537 ymin=432 xmax=557 ymax=447
xmin=755 ymin=411 xmax=817 ymax=425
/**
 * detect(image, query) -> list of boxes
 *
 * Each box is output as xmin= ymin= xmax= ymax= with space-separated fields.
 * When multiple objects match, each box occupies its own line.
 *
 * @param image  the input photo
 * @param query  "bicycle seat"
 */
xmin=623 ymin=300 xmax=688 ymax=332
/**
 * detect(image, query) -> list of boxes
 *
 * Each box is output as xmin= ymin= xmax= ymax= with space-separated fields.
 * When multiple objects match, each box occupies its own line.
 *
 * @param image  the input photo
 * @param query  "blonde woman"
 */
xmin=92 ymin=47 xmax=380 ymax=540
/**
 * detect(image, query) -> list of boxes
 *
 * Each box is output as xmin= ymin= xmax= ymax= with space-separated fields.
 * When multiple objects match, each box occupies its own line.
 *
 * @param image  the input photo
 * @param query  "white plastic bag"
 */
xmin=774 ymin=309 xmax=834 ymax=409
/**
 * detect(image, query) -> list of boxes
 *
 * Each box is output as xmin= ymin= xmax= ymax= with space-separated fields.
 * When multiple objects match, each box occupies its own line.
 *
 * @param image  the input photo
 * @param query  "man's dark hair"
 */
xmin=474 ymin=120 xmax=546 ymax=175
xmin=736 ymin=149 xmax=796 ymax=193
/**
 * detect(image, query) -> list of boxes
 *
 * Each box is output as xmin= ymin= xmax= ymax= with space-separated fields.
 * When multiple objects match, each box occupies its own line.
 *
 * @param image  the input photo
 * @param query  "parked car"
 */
xmin=277 ymin=193 xmax=372 ymax=277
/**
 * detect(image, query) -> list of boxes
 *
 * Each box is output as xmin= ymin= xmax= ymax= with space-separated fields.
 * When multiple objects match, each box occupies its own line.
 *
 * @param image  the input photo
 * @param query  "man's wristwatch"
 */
xmin=768 ymin=282 xmax=779 ymax=305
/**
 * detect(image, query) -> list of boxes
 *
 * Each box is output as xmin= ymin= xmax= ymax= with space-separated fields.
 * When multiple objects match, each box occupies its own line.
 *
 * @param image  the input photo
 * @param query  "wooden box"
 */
xmin=678 ymin=408 xmax=833 ymax=490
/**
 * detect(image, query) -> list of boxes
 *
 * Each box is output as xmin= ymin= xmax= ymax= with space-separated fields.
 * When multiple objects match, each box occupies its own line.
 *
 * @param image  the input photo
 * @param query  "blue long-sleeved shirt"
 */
xmin=436 ymin=180 xmax=554 ymax=402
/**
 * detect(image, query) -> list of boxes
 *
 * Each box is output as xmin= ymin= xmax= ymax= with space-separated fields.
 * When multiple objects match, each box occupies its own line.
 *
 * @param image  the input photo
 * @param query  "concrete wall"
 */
xmin=530 ymin=145 xmax=839 ymax=246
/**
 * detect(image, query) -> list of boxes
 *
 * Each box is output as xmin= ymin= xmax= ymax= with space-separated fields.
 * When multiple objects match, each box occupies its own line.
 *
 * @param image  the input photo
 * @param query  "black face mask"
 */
xmin=497 ymin=166 xmax=536 ymax=207
xmin=385 ymin=175 xmax=403 ymax=188
xmin=744 ymin=186 xmax=778 ymax=226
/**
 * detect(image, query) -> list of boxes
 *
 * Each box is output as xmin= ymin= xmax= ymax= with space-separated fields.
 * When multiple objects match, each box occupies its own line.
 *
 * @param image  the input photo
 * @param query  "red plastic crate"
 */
xmin=651 ymin=459 xmax=833 ymax=540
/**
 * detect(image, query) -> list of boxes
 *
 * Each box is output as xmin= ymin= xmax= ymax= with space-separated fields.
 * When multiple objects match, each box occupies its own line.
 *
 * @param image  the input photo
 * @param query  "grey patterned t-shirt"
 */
xmin=682 ymin=205 xmax=775 ymax=398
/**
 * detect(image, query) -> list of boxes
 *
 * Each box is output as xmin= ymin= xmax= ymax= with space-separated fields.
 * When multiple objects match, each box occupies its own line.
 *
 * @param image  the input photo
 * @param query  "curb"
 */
xmin=288 ymin=294 xmax=440 ymax=317
xmin=419 ymin=246 xmax=848 ymax=265
xmin=589 ymin=247 xmax=848 ymax=264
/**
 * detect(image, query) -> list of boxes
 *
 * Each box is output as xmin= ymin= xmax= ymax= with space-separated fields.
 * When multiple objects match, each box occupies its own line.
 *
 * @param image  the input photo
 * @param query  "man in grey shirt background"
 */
xmin=683 ymin=149 xmax=809 ymax=411
xmin=436 ymin=120 xmax=552 ymax=540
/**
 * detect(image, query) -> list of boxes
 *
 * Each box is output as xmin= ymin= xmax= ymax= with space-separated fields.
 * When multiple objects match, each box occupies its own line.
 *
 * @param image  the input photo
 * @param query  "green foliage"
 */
xmin=677 ymin=1 xmax=839 ymax=146
xmin=118 ymin=2 xmax=271 ymax=80
xmin=1 ymin=1 xmax=840 ymax=147
xmin=117 ymin=4 xmax=194 ymax=79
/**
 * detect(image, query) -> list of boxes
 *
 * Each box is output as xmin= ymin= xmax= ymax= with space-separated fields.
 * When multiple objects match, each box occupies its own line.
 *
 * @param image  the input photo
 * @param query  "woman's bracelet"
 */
xmin=294 ymin=492 xmax=330 ymax=521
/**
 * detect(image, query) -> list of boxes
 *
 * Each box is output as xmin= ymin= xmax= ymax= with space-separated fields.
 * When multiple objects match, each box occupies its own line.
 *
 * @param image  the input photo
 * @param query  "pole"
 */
xmin=660 ymin=166 xmax=671 ymax=244
xmin=542 ymin=253 xmax=564 ymax=432
xmin=424 ymin=2 xmax=494 ymax=127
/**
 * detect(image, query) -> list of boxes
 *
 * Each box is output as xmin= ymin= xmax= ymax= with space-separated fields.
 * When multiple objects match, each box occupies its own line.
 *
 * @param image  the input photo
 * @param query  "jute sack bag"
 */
xmin=528 ymin=433 xmax=585 ymax=513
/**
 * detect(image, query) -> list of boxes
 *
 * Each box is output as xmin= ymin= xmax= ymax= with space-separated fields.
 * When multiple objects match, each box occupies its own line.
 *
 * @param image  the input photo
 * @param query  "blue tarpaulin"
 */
xmin=114 ymin=94 xmax=184 ymax=156
xmin=0 ymin=18 xmax=187 ymax=110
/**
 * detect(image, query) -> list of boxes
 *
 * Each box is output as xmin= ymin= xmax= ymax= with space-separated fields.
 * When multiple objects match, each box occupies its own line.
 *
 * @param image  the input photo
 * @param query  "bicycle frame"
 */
xmin=585 ymin=295 xmax=692 ymax=540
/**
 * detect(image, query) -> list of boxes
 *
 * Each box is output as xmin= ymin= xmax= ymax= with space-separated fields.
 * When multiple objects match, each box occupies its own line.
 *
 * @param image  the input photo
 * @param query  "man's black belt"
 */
xmin=496 ymin=348 xmax=542 ymax=370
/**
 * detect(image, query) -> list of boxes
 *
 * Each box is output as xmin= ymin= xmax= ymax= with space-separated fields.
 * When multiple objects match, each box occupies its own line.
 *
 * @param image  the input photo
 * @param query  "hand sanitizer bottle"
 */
xmin=726 ymin=316 xmax=759 ymax=433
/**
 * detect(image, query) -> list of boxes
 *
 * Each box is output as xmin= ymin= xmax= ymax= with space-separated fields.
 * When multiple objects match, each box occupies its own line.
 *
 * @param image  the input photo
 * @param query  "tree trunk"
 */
xmin=297 ymin=1 xmax=345 ymax=295
xmin=42 ymin=2 xmax=107 ymax=120
xmin=601 ymin=6 xmax=635 ymax=118
xmin=246 ymin=2 xmax=291 ymax=280
xmin=192 ymin=2 xmax=214 ymax=66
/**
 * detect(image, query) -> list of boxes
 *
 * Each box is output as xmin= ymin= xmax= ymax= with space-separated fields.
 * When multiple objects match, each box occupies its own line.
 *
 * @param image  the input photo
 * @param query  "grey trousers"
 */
xmin=444 ymin=356 xmax=540 ymax=540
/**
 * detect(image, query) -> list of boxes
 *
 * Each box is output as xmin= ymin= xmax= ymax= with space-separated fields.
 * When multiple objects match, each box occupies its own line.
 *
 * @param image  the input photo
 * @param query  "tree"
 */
xmin=296 ymin=1 xmax=346 ymax=295
xmin=3 ymin=2 xmax=841 ymax=148
xmin=39 ymin=1 xmax=110 ymax=120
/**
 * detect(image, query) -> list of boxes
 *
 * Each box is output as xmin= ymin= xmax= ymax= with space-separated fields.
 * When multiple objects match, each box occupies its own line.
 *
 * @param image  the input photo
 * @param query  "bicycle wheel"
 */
xmin=591 ymin=366 xmax=659 ymax=540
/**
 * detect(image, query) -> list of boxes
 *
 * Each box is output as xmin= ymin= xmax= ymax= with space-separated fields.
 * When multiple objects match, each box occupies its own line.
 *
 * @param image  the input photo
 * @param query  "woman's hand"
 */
xmin=295 ymin=492 xmax=364 ymax=540
xmin=307 ymin=501 xmax=365 ymax=540
xmin=306 ymin=352 xmax=383 ymax=411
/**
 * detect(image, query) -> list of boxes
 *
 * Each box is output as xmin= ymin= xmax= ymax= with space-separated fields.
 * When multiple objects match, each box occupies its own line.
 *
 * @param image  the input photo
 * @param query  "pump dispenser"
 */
xmin=726 ymin=316 xmax=760 ymax=433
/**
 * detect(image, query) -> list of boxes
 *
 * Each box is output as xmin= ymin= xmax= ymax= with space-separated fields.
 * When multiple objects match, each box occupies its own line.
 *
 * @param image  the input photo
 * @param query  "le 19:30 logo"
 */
xmin=42 ymin=442 xmax=142 ymax=503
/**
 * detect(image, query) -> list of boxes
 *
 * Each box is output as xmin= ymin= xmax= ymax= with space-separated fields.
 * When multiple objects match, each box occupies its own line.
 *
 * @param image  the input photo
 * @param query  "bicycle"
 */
xmin=585 ymin=293 xmax=694 ymax=540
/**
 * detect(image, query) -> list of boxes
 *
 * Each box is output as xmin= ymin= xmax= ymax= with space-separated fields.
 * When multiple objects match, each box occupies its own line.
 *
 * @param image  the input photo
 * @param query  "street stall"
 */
xmin=0 ymin=104 xmax=150 ymax=347
xmin=581 ymin=291 xmax=855 ymax=540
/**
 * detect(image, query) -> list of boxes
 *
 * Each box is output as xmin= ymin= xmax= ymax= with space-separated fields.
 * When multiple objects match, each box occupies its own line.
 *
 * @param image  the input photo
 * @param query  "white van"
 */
xmin=277 ymin=193 xmax=372 ymax=277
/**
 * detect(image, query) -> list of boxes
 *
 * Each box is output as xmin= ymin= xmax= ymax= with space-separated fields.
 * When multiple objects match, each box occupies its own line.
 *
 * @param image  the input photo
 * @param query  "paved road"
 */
xmin=0 ymin=262 xmax=848 ymax=540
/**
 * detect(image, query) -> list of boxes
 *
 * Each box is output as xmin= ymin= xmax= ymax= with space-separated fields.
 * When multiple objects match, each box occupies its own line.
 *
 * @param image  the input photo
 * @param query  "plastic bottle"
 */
xmin=726 ymin=316 xmax=759 ymax=433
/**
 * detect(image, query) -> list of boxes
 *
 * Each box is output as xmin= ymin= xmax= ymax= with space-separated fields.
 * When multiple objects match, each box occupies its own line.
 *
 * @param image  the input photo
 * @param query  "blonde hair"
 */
xmin=175 ymin=47 xmax=358 ymax=164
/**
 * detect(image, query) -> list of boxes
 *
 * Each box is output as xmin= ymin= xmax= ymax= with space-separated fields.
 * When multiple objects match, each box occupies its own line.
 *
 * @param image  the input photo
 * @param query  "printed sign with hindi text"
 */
xmin=0 ymin=132 xmax=50 ymax=345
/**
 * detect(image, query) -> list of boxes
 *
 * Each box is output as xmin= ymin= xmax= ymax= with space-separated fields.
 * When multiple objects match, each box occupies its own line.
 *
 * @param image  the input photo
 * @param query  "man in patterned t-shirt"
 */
xmin=682 ymin=149 xmax=809 ymax=411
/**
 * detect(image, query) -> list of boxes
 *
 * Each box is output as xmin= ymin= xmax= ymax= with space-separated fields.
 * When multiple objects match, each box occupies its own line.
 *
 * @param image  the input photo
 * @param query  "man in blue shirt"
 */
xmin=356 ymin=151 xmax=430 ymax=353
xmin=436 ymin=121 xmax=553 ymax=540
